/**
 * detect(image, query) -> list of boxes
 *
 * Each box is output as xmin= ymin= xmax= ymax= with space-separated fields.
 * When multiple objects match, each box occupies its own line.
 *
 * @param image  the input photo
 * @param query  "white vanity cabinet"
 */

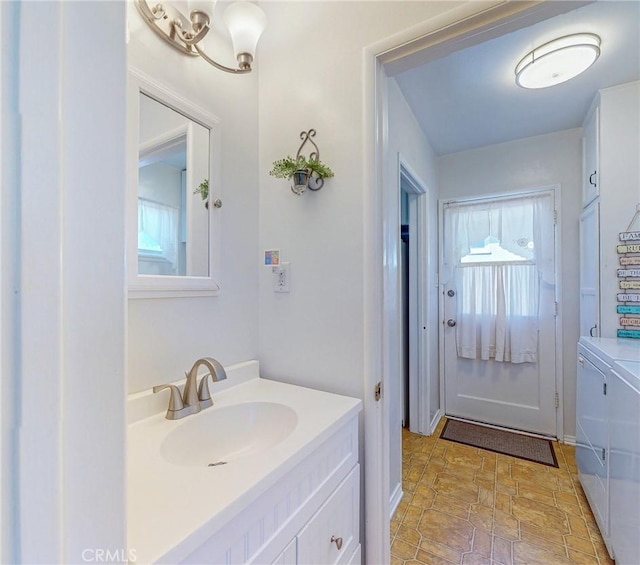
xmin=579 ymin=82 xmax=639 ymax=339
xmin=577 ymin=337 xmax=640 ymax=562
xmin=179 ymin=415 xmax=361 ymax=565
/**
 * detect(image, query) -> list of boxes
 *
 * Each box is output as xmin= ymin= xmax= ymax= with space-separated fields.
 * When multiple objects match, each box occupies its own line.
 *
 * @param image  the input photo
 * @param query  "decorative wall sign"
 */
xmin=618 ymin=268 xmax=640 ymax=277
xmin=617 ymin=210 xmax=640 ymax=338
xmin=617 ymin=243 xmax=640 ymax=253
xmin=618 ymin=293 xmax=640 ymax=302
xmin=620 ymin=256 xmax=640 ymax=266
xmin=618 ymin=329 xmax=640 ymax=339
xmin=618 ymin=305 xmax=640 ymax=314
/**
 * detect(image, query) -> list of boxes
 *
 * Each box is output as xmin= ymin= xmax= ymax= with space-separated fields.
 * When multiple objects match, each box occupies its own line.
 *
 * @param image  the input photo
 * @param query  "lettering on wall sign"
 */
xmin=620 ymin=256 xmax=640 ymax=266
xmin=617 ymin=223 xmax=640 ymax=338
xmin=620 ymin=280 xmax=640 ymax=290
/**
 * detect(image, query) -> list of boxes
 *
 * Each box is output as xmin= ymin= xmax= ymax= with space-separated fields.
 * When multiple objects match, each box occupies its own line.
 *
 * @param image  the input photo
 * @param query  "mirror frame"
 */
xmin=127 ymin=68 xmax=221 ymax=298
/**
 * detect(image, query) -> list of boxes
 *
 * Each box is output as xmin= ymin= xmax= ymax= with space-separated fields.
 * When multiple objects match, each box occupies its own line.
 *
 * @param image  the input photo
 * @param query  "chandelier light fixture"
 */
xmin=515 ymin=33 xmax=601 ymax=89
xmin=135 ymin=0 xmax=267 ymax=74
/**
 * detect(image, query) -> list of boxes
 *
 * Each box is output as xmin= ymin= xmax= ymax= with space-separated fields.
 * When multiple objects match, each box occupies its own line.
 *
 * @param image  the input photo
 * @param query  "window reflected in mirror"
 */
xmin=138 ymin=93 xmax=210 ymax=277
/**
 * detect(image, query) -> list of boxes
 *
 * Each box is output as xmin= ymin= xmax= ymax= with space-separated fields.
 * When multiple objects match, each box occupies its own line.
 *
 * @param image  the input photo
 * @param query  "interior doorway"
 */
xmin=398 ymin=160 xmax=429 ymax=435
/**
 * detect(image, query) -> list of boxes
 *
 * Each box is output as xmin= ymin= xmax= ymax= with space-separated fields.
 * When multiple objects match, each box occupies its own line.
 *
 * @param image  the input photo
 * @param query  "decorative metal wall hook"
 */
xmin=268 ymin=129 xmax=334 ymax=196
xmin=296 ymin=130 xmax=324 ymax=191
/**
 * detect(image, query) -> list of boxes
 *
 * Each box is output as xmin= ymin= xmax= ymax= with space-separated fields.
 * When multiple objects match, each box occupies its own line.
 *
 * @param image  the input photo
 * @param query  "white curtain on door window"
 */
xmin=443 ymin=193 xmax=554 ymax=364
xmin=138 ymin=198 xmax=179 ymax=269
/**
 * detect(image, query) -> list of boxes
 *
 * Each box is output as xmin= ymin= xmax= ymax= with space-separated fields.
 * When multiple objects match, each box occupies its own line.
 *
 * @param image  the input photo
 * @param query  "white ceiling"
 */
xmin=394 ymin=1 xmax=640 ymax=156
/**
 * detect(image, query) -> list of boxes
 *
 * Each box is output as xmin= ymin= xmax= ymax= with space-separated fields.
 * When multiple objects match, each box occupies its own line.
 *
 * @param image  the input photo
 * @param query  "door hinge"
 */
xmin=603 ymin=382 xmax=607 ymax=396
xmin=555 ymin=392 xmax=559 ymax=409
xmin=374 ymin=382 xmax=382 ymax=402
xmin=554 ymin=302 xmax=558 ymax=317
xmin=602 ymin=447 xmax=606 ymax=462
xmin=553 ymin=210 xmax=558 ymax=224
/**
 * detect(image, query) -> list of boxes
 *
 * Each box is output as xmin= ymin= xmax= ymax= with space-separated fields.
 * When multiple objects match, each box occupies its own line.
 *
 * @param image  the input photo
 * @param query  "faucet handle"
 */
xmin=197 ymin=377 xmax=213 ymax=409
xmin=153 ymin=384 xmax=185 ymax=419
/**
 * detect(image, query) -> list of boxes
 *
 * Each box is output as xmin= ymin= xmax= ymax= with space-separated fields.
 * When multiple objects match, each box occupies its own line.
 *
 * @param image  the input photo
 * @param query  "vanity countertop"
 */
xmin=127 ymin=367 xmax=361 ymax=564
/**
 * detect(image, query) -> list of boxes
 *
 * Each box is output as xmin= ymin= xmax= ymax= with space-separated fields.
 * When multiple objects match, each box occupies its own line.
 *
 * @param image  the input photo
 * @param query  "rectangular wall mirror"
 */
xmin=127 ymin=69 xmax=221 ymax=298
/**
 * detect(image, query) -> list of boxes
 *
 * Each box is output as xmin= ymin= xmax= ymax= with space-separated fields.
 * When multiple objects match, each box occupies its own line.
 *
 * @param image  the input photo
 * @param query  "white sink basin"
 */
xmin=159 ymin=401 xmax=297 ymax=466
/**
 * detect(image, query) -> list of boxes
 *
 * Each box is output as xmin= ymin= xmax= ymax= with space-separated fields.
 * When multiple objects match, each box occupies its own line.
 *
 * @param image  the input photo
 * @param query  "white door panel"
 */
xmin=442 ymin=191 xmax=557 ymax=436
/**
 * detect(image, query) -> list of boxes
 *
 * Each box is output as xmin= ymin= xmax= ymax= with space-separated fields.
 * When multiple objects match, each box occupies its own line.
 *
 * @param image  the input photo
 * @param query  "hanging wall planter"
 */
xmin=194 ymin=178 xmax=209 ymax=208
xmin=269 ymin=129 xmax=334 ymax=195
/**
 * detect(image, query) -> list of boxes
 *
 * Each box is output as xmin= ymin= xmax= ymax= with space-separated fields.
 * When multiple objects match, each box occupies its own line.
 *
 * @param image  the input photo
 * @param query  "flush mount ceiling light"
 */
xmin=135 ymin=0 xmax=266 ymax=74
xmin=515 ymin=33 xmax=601 ymax=89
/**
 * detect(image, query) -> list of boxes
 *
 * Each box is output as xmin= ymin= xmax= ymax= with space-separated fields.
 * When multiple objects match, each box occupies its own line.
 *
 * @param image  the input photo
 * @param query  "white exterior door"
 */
xmin=441 ymin=191 xmax=558 ymax=436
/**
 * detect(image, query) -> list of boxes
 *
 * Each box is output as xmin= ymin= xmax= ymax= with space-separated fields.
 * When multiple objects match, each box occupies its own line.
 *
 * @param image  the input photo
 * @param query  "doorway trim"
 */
xmin=399 ymin=156 xmax=430 ymax=435
xmin=362 ymin=2 xmax=580 ymax=563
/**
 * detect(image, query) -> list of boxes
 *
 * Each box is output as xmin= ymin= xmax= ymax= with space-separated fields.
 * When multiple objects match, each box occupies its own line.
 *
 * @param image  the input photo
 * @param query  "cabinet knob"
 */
xmin=578 ymin=356 xmax=585 ymax=367
xmin=330 ymin=535 xmax=343 ymax=550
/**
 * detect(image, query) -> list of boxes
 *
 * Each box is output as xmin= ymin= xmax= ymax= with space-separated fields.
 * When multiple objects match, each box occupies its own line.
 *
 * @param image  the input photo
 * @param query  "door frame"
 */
xmin=399 ymin=156 xmax=430 ymax=435
xmin=437 ymin=186 xmax=564 ymax=439
xmin=363 ymin=2 xmax=581 ymax=562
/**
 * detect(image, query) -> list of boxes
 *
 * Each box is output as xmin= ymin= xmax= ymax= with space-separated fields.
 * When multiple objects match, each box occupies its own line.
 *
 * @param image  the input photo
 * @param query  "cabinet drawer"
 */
xmin=297 ymin=464 xmax=360 ymax=565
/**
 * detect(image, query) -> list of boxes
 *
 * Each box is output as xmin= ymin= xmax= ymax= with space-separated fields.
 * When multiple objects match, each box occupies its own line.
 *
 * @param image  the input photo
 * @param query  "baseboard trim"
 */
xmin=562 ymin=434 xmax=576 ymax=446
xmin=429 ymin=409 xmax=443 ymax=435
xmin=389 ymin=482 xmax=403 ymax=519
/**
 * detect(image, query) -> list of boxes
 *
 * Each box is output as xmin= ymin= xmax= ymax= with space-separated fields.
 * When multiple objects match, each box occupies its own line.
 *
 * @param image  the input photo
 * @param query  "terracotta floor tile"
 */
xmin=392 ymin=538 xmax=419 ymax=561
xmin=461 ymin=551 xmax=492 ymax=565
xmin=418 ymin=538 xmax=462 ymax=563
xmin=392 ymin=424 xmax=611 ymax=565
xmin=491 ymin=535 xmax=513 ymax=565
xmin=432 ymin=493 xmax=470 ymax=520
xmin=472 ymin=527 xmax=492 ymax=558
xmin=418 ymin=508 xmax=474 ymax=553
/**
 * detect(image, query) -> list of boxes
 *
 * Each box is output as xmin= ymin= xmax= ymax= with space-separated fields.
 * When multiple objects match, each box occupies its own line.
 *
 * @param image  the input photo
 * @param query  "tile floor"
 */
xmin=390 ymin=419 xmax=614 ymax=565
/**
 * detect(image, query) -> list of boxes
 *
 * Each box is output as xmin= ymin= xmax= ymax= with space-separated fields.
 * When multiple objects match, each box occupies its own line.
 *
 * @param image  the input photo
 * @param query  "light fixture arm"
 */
xmin=194 ymin=44 xmax=251 ymax=75
xmin=135 ymin=0 xmax=258 ymax=74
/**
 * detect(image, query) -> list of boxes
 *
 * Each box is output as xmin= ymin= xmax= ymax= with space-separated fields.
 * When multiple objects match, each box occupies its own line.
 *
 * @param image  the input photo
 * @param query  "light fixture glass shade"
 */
xmin=515 ymin=33 xmax=601 ymax=89
xmin=223 ymin=2 xmax=267 ymax=61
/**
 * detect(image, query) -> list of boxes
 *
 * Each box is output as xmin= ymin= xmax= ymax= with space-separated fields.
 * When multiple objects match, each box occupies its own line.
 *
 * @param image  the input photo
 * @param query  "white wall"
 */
xmin=127 ymin=2 xmax=260 ymax=392
xmin=438 ymin=128 xmax=583 ymax=439
xmin=387 ymin=78 xmax=439 ymax=507
xmin=257 ymin=1 xmax=458 ymax=394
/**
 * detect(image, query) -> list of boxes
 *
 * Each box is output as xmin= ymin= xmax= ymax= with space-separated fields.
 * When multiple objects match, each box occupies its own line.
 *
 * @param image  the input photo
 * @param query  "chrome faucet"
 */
xmin=153 ymin=357 xmax=227 ymax=420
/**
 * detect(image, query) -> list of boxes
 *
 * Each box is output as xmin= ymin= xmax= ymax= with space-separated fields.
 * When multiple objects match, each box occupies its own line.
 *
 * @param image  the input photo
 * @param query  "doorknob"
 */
xmin=447 ymin=289 xmax=456 ymax=297
xmin=447 ymin=319 xmax=456 ymax=327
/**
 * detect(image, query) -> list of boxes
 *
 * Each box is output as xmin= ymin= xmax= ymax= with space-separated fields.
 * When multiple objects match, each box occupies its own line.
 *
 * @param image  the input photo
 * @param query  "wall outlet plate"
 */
xmin=273 ymin=262 xmax=290 ymax=293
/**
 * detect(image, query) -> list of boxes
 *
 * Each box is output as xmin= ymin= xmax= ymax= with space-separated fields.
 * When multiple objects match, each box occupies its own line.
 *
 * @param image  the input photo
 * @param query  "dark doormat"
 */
xmin=440 ymin=418 xmax=559 ymax=468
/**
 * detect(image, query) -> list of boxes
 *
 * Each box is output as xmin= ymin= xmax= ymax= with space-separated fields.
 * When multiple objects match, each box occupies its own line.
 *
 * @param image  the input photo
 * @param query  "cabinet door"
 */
xmin=580 ymin=201 xmax=600 ymax=338
xmin=609 ymin=369 xmax=640 ymax=565
xmin=583 ymin=105 xmax=599 ymax=206
xmin=272 ymin=539 xmax=297 ymax=565
xmin=576 ymin=353 xmax=609 ymax=535
xmin=297 ymin=465 xmax=359 ymax=565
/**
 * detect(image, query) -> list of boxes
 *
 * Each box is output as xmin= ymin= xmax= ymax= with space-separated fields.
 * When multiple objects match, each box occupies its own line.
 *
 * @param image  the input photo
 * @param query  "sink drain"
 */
xmin=208 ymin=461 xmax=227 ymax=467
